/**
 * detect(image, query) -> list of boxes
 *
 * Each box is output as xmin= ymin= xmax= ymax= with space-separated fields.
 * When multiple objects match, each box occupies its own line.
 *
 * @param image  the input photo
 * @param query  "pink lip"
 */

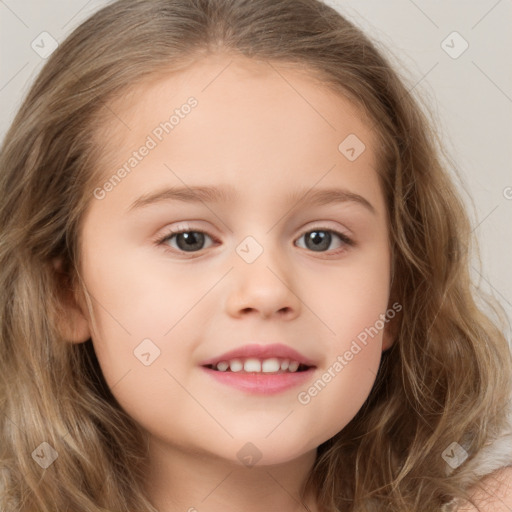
xmin=200 ymin=366 xmax=316 ymax=395
xmin=199 ymin=343 xmax=317 ymax=367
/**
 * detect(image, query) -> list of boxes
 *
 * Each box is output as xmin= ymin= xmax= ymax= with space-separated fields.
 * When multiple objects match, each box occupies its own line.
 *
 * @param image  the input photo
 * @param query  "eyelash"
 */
xmin=154 ymin=225 xmax=355 ymax=257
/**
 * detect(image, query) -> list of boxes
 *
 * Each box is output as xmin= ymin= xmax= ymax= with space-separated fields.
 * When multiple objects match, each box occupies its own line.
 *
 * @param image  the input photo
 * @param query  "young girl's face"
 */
xmin=76 ymin=54 xmax=394 ymax=467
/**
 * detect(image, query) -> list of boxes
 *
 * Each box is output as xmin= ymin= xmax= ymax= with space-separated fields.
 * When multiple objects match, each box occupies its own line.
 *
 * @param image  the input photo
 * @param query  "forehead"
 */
xmin=95 ymin=54 xmax=378 ymax=160
xmin=89 ymin=53 xmax=385 ymax=216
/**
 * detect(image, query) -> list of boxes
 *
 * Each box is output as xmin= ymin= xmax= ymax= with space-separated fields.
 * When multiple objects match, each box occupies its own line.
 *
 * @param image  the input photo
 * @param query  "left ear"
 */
xmin=52 ymin=257 xmax=91 ymax=344
xmin=382 ymin=325 xmax=395 ymax=352
xmin=382 ymin=300 xmax=401 ymax=352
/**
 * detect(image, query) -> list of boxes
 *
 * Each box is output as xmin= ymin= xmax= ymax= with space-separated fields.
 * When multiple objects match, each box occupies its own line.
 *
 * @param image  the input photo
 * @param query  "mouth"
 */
xmin=199 ymin=343 xmax=318 ymax=371
xmin=200 ymin=359 xmax=316 ymax=395
xmin=198 ymin=343 xmax=318 ymax=394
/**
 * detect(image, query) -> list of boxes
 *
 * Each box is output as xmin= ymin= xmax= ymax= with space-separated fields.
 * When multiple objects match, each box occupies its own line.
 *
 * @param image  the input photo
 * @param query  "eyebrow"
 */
xmin=128 ymin=184 xmax=376 ymax=215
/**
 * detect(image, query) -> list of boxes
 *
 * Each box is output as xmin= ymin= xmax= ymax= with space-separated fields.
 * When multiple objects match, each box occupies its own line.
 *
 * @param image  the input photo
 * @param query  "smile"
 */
xmin=200 ymin=364 xmax=316 ymax=394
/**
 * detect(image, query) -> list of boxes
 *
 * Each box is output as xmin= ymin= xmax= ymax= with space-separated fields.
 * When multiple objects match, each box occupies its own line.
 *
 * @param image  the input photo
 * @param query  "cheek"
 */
xmin=292 ymin=245 xmax=390 ymax=438
xmin=305 ymin=239 xmax=391 ymax=343
xmin=81 ymin=238 xmax=216 ymax=424
xmin=81 ymin=235 xmax=209 ymax=340
xmin=84 ymin=257 xmax=198 ymax=438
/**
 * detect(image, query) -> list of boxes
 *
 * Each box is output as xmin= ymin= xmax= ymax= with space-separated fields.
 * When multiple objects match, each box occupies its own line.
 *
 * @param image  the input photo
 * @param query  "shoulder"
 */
xmin=456 ymin=465 xmax=512 ymax=511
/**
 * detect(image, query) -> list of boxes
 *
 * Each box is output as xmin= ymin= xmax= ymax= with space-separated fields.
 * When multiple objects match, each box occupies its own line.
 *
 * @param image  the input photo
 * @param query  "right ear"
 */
xmin=52 ymin=257 xmax=91 ymax=344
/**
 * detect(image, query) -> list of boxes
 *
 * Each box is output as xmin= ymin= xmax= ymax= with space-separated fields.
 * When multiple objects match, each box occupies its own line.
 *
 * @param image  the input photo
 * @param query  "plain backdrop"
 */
xmin=1 ymin=0 xmax=511 ymax=337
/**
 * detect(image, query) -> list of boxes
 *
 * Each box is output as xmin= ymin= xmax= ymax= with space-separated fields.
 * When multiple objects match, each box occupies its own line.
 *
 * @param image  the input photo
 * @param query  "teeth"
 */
xmin=211 ymin=357 xmax=305 ymax=373
xmin=229 ymin=359 xmax=243 ymax=372
xmin=244 ymin=358 xmax=261 ymax=372
xmin=288 ymin=360 xmax=299 ymax=372
xmin=216 ymin=361 xmax=229 ymax=372
xmin=261 ymin=358 xmax=280 ymax=372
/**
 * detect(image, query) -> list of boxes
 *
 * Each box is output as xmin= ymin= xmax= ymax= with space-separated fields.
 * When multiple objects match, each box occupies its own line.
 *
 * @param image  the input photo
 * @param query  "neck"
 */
xmin=143 ymin=436 xmax=320 ymax=512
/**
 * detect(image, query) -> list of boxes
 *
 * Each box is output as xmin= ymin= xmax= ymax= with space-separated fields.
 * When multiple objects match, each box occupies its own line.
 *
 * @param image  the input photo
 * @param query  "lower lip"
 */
xmin=200 ymin=366 xmax=316 ymax=394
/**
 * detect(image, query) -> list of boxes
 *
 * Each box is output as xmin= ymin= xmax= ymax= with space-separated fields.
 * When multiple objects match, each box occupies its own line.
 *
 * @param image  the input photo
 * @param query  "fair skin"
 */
xmin=459 ymin=466 xmax=512 ymax=511
xmin=64 ymin=53 xmax=398 ymax=511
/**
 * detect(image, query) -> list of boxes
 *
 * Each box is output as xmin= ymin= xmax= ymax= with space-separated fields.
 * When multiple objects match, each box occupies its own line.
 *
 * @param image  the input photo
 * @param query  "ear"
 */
xmin=382 ymin=324 xmax=395 ymax=352
xmin=382 ymin=301 xmax=401 ymax=352
xmin=52 ymin=257 xmax=91 ymax=344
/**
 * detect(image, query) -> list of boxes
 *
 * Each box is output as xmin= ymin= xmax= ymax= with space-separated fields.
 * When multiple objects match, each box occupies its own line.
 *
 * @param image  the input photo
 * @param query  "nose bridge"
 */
xmin=225 ymin=232 xmax=301 ymax=318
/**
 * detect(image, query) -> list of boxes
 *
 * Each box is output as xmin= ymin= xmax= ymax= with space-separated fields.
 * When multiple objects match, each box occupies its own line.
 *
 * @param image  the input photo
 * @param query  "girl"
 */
xmin=1 ymin=1 xmax=511 ymax=511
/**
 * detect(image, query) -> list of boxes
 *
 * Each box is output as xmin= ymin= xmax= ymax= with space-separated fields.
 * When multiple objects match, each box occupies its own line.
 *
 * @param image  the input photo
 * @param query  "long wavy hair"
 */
xmin=1 ymin=0 xmax=511 ymax=510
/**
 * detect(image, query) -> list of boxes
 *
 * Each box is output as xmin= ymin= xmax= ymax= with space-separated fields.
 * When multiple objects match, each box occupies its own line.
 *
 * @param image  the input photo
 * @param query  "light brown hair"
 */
xmin=1 ymin=0 xmax=511 ymax=510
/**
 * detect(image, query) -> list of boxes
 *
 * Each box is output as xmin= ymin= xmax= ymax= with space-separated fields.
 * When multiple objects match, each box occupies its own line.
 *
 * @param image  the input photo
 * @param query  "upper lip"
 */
xmin=199 ymin=343 xmax=317 ymax=367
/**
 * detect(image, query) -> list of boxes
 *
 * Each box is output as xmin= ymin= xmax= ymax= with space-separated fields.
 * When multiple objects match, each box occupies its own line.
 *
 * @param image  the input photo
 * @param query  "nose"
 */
xmin=224 ymin=243 xmax=302 ymax=320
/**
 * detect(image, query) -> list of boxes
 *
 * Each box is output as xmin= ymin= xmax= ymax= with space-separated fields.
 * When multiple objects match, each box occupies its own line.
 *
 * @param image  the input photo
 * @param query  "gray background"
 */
xmin=1 ymin=0 xmax=511 ymax=335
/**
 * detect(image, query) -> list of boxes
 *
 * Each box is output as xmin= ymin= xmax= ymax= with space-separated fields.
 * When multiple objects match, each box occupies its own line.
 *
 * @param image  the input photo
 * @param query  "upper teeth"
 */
xmin=212 ymin=357 xmax=302 ymax=373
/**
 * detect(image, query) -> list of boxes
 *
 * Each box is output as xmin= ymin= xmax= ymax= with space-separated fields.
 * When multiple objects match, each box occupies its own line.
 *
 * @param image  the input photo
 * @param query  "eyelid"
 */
xmin=152 ymin=223 xmax=218 ymax=246
xmin=302 ymin=222 xmax=353 ymax=239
